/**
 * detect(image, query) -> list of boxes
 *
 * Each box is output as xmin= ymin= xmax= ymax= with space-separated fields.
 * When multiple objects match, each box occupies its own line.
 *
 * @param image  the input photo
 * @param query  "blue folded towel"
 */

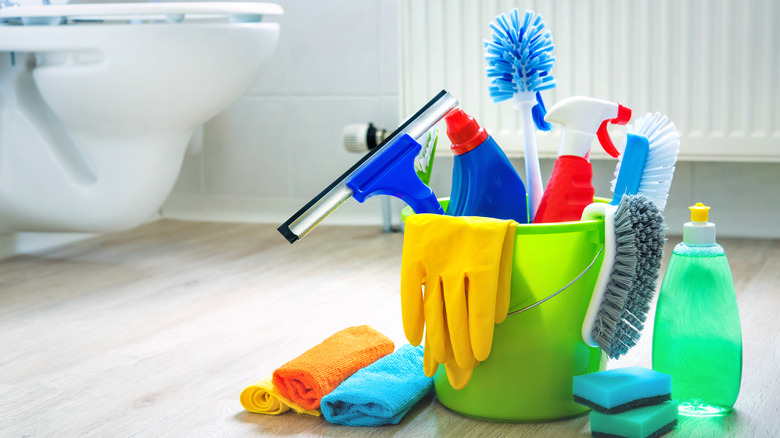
xmin=321 ymin=344 xmax=432 ymax=426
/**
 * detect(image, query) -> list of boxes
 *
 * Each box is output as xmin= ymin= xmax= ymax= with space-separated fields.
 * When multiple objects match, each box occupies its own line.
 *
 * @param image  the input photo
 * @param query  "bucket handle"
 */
xmin=506 ymin=244 xmax=605 ymax=317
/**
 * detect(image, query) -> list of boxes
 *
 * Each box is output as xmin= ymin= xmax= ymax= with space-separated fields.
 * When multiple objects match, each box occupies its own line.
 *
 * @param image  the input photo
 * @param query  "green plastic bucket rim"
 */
xmin=400 ymin=197 xmax=609 ymax=236
xmin=400 ymin=197 xmax=609 ymax=317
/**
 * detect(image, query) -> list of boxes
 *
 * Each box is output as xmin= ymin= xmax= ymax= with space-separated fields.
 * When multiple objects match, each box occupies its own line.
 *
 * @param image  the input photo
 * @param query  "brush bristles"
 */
xmin=592 ymin=194 xmax=665 ymax=359
xmin=612 ymin=112 xmax=680 ymax=211
xmin=414 ymin=127 xmax=438 ymax=184
xmin=592 ymin=201 xmax=637 ymax=359
xmin=485 ymin=9 xmax=556 ymax=102
xmin=413 ymin=127 xmax=434 ymax=173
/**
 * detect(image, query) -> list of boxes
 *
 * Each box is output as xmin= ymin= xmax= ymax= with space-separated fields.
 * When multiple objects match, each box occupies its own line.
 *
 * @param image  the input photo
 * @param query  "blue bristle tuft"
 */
xmin=531 ymin=92 xmax=552 ymax=131
xmin=485 ymin=9 xmax=556 ymax=103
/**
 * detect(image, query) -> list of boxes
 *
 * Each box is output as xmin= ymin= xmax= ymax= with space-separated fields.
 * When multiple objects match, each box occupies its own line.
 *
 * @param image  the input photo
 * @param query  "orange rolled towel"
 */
xmin=272 ymin=325 xmax=395 ymax=410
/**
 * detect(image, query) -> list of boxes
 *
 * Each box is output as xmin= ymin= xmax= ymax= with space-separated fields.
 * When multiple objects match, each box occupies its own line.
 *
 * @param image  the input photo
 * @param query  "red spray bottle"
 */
xmin=533 ymin=97 xmax=631 ymax=223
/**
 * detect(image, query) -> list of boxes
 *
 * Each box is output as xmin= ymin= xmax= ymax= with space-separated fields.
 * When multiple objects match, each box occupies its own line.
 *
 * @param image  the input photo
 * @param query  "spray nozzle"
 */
xmin=544 ymin=96 xmax=632 ymax=159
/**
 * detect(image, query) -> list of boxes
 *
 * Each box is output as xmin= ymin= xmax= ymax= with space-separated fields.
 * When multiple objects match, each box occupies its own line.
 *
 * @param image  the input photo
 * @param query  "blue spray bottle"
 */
xmin=445 ymin=109 xmax=528 ymax=223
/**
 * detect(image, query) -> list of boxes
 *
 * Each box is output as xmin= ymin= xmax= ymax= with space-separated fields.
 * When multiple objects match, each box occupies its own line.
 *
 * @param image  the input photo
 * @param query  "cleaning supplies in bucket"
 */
xmin=420 ymin=214 xmax=606 ymax=421
xmin=400 ymin=213 xmax=517 ymax=389
xmin=534 ymin=96 xmax=632 ymax=223
xmin=444 ymin=108 xmax=528 ymax=223
xmin=652 ymin=203 xmax=742 ymax=417
xmin=485 ymin=8 xmax=557 ymax=221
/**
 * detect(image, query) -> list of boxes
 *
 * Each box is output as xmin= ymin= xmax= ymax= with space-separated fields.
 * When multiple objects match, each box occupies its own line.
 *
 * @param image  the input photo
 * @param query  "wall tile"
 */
xmin=689 ymin=161 xmax=780 ymax=237
xmin=378 ymin=95 xmax=400 ymax=129
xmin=378 ymin=0 xmax=400 ymax=95
xmin=203 ymin=96 xmax=292 ymax=198
xmin=172 ymin=151 xmax=204 ymax=195
xmin=281 ymin=0 xmax=381 ymax=95
xmin=287 ymin=96 xmax=390 ymax=197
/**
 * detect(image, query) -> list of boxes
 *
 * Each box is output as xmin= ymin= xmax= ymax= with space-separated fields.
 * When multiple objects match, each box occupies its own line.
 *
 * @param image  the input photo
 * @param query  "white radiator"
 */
xmin=399 ymin=0 xmax=779 ymax=162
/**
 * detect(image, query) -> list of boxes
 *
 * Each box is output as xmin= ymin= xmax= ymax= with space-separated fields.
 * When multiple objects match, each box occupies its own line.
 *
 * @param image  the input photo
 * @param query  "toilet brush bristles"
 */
xmin=485 ymin=8 xmax=556 ymax=101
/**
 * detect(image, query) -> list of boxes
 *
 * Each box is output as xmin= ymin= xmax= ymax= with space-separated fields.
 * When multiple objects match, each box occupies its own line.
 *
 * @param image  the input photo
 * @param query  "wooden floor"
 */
xmin=1 ymin=220 xmax=778 ymax=437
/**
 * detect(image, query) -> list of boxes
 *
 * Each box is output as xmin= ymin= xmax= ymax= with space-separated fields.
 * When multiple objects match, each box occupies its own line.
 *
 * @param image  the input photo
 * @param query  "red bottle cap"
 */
xmin=445 ymin=108 xmax=489 ymax=155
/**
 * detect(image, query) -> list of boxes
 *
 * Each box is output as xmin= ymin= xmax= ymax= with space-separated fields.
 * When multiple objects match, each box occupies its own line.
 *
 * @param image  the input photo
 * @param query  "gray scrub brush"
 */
xmin=581 ymin=194 xmax=665 ymax=359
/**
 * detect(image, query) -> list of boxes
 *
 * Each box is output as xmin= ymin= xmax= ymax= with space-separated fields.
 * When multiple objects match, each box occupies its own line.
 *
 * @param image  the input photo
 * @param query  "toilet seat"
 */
xmin=0 ymin=2 xmax=283 ymax=24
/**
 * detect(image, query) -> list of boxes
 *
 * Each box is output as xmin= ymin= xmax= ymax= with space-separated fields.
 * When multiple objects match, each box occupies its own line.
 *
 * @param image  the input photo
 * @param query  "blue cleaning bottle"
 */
xmin=444 ymin=109 xmax=528 ymax=223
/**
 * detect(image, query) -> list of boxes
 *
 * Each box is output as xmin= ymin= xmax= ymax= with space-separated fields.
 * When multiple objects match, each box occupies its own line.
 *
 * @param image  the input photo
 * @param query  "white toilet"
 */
xmin=0 ymin=1 xmax=282 ymax=233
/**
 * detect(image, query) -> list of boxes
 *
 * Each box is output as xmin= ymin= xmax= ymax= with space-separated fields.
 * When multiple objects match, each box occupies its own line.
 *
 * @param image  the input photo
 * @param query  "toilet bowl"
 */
xmin=0 ymin=2 xmax=282 ymax=233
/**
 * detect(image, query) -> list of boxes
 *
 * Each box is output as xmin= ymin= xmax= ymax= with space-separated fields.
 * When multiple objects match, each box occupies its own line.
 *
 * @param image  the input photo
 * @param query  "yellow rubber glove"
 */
xmin=401 ymin=214 xmax=516 ymax=389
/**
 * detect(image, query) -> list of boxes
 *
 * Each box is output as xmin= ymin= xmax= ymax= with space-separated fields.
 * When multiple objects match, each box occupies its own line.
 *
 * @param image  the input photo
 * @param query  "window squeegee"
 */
xmin=277 ymin=90 xmax=459 ymax=243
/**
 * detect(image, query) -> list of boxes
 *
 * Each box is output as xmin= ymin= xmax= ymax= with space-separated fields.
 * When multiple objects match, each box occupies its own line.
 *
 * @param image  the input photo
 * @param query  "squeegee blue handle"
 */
xmin=610 ymin=133 xmax=650 ymax=206
xmin=347 ymin=134 xmax=444 ymax=215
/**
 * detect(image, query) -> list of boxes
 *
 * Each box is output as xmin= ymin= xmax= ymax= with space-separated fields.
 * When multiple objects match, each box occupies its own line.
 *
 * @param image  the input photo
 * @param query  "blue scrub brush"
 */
xmin=485 ymin=8 xmax=556 ymax=221
xmin=580 ymin=112 xmax=678 ymax=358
xmin=611 ymin=112 xmax=681 ymax=211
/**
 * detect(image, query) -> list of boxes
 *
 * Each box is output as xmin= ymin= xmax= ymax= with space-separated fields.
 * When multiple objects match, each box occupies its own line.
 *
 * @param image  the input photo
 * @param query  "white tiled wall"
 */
xmin=161 ymin=0 xmax=401 ymax=225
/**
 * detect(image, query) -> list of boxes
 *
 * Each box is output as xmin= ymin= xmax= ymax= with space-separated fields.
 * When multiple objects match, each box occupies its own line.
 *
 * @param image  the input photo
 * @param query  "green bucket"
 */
xmin=401 ymin=200 xmax=607 ymax=422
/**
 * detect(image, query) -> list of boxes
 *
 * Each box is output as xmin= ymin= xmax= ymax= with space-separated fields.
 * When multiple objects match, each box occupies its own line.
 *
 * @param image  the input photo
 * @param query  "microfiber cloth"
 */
xmin=272 ymin=325 xmax=395 ymax=410
xmin=240 ymin=375 xmax=321 ymax=416
xmin=320 ymin=344 xmax=432 ymax=426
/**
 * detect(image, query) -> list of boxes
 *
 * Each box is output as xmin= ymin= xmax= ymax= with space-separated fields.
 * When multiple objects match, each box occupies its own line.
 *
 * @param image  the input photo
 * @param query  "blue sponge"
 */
xmin=590 ymin=400 xmax=678 ymax=438
xmin=573 ymin=367 xmax=672 ymax=414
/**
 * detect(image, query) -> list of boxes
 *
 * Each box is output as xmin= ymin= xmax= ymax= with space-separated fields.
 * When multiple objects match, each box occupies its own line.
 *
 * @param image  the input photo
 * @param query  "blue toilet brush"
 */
xmin=485 ymin=8 xmax=557 ymax=221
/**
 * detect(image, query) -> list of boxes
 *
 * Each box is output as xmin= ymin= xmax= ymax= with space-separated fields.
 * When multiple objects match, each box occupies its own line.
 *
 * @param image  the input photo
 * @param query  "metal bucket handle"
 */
xmin=506 ymin=244 xmax=604 ymax=317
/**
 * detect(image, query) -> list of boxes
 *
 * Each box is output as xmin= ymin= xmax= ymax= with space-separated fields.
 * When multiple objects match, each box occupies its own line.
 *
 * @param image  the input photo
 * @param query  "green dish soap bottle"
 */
xmin=652 ymin=202 xmax=742 ymax=417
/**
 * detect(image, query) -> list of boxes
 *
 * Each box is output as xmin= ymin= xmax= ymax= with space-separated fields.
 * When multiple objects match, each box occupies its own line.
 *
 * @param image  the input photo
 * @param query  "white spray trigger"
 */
xmin=544 ymin=96 xmax=631 ymax=158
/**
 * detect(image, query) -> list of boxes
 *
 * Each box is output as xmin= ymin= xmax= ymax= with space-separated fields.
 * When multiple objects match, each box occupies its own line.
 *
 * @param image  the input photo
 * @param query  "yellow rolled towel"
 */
xmin=240 ymin=376 xmax=321 ymax=416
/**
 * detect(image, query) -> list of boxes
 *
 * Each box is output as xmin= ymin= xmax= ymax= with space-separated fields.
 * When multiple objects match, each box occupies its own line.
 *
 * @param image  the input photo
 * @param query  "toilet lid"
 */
xmin=0 ymin=2 xmax=282 ymax=23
